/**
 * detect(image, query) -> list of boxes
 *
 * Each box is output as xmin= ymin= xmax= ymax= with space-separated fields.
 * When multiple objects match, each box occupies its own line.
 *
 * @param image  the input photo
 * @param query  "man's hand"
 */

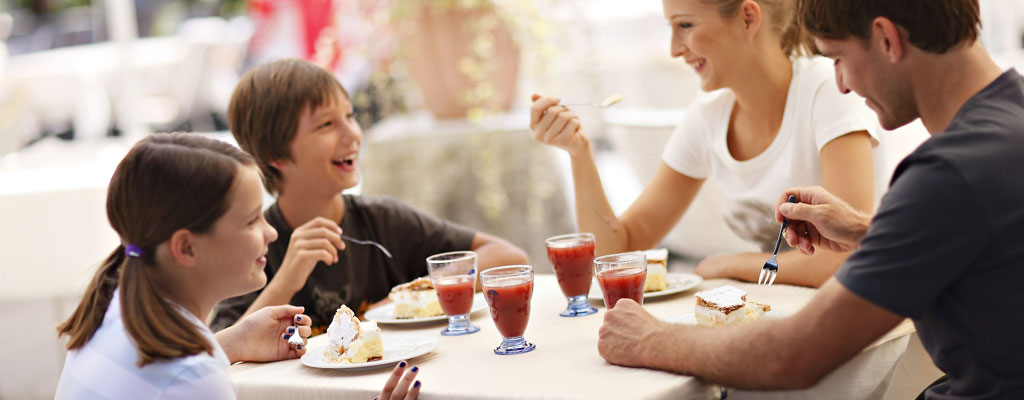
xmin=597 ymin=299 xmax=666 ymax=368
xmin=776 ymin=186 xmax=872 ymax=255
xmin=216 ymin=305 xmax=311 ymax=364
xmin=274 ymin=217 xmax=345 ymax=293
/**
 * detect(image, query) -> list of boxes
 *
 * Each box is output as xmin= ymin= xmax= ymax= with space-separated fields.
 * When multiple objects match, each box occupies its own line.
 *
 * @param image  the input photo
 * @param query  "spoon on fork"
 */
xmin=562 ymin=94 xmax=624 ymax=108
xmin=759 ymin=195 xmax=798 ymax=286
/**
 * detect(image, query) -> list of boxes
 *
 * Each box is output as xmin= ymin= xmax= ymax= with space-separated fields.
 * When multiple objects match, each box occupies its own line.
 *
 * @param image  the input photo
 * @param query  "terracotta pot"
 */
xmin=396 ymin=5 xmax=521 ymax=119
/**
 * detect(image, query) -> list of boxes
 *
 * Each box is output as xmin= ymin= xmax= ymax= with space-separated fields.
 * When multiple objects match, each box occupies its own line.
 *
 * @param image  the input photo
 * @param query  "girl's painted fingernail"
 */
xmin=284 ymin=334 xmax=291 ymax=340
xmin=398 ymin=361 xmax=407 ymax=368
xmin=288 ymin=327 xmax=295 ymax=334
xmin=414 ymin=381 xmax=421 ymax=388
xmin=411 ymin=366 xmax=419 ymax=373
xmin=297 ymin=345 xmax=302 ymax=350
xmin=296 ymin=315 xmax=302 ymax=322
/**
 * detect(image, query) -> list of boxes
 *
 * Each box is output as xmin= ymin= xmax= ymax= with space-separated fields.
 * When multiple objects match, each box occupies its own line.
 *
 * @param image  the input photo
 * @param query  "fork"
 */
xmin=342 ymin=235 xmax=393 ymax=259
xmin=759 ymin=195 xmax=798 ymax=286
xmin=562 ymin=94 xmax=623 ymax=108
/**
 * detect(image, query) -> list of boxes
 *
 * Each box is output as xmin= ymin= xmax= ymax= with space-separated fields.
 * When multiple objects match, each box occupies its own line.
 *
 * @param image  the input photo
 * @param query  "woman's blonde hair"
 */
xmin=57 ymin=133 xmax=255 ymax=367
xmin=704 ymin=0 xmax=818 ymax=56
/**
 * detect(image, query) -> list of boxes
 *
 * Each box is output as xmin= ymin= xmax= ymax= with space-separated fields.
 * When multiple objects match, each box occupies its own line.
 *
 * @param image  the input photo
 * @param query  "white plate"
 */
xmin=588 ymin=272 xmax=703 ymax=302
xmin=300 ymin=333 xmax=439 ymax=371
xmin=663 ymin=310 xmax=786 ymax=325
xmin=364 ymin=292 xmax=487 ymax=324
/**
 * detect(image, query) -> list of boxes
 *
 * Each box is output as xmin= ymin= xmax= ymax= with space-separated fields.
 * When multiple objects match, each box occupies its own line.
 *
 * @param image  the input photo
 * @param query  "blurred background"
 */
xmin=1 ymin=0 xmax=1022 ymax=398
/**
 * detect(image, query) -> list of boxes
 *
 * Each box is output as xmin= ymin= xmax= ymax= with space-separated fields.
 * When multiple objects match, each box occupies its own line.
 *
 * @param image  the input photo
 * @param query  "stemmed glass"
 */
xmin=480 ymin=265 xmax=536 ymax=355
xmin=545 ymin=233 xmax=598 ymax=317
xmin=594 ymin=252 xmax=647 ymax=309
xmin=427 ymin=251 xmax=480 ymax=336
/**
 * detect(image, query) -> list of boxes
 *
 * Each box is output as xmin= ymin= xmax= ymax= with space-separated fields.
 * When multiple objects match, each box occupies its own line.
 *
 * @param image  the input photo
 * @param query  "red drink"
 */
xmin=547 ymin=241 xmax=596 ymax=297
xmin=435 ymin=275 xmax=475 ymax=316
xmin=484 ymin=278 xmax=534 ymax=338
xmin=597 ymin=267 xmax=646 ymax=309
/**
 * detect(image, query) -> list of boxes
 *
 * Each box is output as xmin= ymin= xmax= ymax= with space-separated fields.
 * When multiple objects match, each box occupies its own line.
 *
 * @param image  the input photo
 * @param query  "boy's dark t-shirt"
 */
xmin=210 ymin=194 xmax=476 ymax=333
xmin=836 ymin=69 xmax=1024 ymax=399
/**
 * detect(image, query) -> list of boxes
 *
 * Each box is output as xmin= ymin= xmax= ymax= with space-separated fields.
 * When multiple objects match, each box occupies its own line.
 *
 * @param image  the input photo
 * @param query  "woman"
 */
xmin=531 ymin=0 xmax=882 ymax=287
xmin=55 ymin=134 xmax=420 ymax=399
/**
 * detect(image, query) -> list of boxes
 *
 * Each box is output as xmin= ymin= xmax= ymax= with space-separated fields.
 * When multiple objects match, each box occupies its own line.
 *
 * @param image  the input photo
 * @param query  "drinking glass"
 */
xmin=545 ymin=233 xmax=598 ymax=317
xmin=427 ymin=251 xmax=480 ymax=336
xmin=480 ymin=265 xmax=536 ymax=355
xmin=594 ymin=252 xmax=647 ymax=309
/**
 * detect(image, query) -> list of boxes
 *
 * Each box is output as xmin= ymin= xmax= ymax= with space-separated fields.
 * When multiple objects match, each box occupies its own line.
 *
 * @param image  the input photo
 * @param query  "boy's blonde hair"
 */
xmin=228 ymin=59 xmax=349 ymax=194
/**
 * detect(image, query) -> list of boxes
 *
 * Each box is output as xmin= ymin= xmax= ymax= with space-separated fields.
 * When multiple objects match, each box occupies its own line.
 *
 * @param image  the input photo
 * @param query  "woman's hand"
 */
xmin=693 ymin=254 xmax=733 ymax=279
xmin=530 ymin=94 xmax=589 ymax=157
xmin=216 ymin=305 xmax=311 ymax=364
xmin=274 ymin=217 xmax=346 ymax=293
xmin=376 ymin=361 xmax=421 ymax=400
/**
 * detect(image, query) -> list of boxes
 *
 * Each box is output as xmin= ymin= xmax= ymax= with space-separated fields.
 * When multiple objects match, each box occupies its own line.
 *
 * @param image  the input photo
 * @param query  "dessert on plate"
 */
xmin=325 ymin=305 xmax=383 ymax=363
xmin=694 ymin=285 xmax=772 ymax=327
xmin=643 ymin=248 xmax=669 ymax=292
xmin=389 ymin=276 xmax=444 ymax=319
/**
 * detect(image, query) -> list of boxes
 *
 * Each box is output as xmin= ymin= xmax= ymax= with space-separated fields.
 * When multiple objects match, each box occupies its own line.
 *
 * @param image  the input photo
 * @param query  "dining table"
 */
xmin=229 ymin=274 xmax=935 ymax=400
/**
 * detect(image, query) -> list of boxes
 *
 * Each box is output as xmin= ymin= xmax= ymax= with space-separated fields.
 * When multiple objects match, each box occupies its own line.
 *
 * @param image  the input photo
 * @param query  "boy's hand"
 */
xmin=275 ymin=217 xmax=345 ymax=293
xmin=530 ymin=94 xmax=589 ymax=157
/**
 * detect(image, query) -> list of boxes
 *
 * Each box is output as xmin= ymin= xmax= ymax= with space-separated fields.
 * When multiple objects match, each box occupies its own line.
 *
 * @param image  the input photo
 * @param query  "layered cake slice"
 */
xmin=694 ymin=285 xmax=748 ymax=327
xmin=389 ymin=276 xmax=443 ymax=319
xmin=643 ymin=248 xmax=669 ymax=292
xmin=694 ymin=286 xmax=773 ymax=327
xmin=325 ymin=305 xmax=383 ymax=363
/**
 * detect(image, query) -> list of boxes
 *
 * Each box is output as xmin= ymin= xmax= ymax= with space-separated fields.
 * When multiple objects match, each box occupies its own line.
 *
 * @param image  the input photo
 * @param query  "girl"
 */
xmin=531 ymin=0 xmax=883 ymax=287
xmin=54 ymin=134 xmax=420 ymax=399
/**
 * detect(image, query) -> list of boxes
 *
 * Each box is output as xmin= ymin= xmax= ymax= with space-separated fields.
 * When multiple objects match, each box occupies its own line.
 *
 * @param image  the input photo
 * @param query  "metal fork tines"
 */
xmin=759 ymin=195 xmax=798 ymax=286
xmin=342 ymin=235 xmax=393 ymax=258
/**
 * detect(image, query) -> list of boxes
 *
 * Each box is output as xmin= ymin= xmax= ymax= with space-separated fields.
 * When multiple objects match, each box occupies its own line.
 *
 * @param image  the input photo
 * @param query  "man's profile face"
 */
xmin=815 ymin=32 xmax=918 ymax=130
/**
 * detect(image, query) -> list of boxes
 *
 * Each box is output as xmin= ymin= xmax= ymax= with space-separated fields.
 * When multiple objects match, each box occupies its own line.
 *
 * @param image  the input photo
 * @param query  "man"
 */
xmin=597 ymin=1 xmax=1024 ymax=398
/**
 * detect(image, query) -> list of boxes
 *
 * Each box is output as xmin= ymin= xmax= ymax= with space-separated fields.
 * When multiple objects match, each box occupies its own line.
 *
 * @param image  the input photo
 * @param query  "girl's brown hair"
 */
xmin=703 ymin=0 xmax=818 ymax=56
xmin=56 ymin=133 xmax=255 ymax=366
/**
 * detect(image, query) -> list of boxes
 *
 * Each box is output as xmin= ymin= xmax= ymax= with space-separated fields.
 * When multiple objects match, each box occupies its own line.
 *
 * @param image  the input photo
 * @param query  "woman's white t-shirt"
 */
xmin=55 ymin=290 xmax=236 ymax=399
xmin=662 ymin=56 xmax=885 ymax=252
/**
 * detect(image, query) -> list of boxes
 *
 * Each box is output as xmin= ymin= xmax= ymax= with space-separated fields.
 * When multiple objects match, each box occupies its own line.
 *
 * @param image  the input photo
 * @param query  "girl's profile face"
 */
xmin=664 ymin=0 xmax=754 ymax=91
xmin=193 ymin=165 xmax=278 ymax=299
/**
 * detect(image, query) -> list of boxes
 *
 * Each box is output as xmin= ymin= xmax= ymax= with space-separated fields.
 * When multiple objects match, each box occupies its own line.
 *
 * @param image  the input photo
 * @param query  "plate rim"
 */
xmin=364 ymin=292 xmax=486 ymax=324
xmin=663 ymin=309 xmax=787 ymax=325
xmin=299 ymin=333 xmax=440 ymax=370
xmin=588 ymin=272 xmax=703 ymax=301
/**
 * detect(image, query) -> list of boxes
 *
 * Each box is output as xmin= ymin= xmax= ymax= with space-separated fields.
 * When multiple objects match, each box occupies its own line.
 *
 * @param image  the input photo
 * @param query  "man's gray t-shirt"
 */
xmin=836 ymin=69 xmax=1024 ymax=400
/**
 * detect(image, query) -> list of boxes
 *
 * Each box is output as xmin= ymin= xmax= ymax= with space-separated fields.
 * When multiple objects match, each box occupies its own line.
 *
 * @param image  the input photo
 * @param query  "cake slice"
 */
xmin=694 ymin=286 xmax=748 ymax=327
xmin=325 ymin=305 xmax=383 ymax=363
xmin=389 ymin=277 xmax=443 ymax=319
xmin=744 ymin=301 xmax=772 ymax=320
xmin=643 ymin=248 xmax=669 ymax=292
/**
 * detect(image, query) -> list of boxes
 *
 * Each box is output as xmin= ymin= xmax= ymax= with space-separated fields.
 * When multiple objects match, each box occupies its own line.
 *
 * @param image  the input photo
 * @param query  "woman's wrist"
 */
xmin=215 ymin=326 xmax=242 ymax=364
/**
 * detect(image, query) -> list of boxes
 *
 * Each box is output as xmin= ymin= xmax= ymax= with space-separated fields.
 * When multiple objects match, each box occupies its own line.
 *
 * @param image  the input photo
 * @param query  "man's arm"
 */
xmin=598 ymin=278 xmax=904 ymax=389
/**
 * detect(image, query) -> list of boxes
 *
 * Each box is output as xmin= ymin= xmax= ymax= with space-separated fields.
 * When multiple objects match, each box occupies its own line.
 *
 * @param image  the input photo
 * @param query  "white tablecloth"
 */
xmin=229 ymin=276 xmax=926 ymax=400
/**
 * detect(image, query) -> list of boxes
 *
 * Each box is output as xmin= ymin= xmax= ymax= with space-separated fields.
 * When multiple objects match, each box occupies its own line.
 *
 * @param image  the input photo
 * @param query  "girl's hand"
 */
xmin=376 ymin=361 xmax=421 ymax=400
xmin=216 ymin=305 xmax=312 ymax=363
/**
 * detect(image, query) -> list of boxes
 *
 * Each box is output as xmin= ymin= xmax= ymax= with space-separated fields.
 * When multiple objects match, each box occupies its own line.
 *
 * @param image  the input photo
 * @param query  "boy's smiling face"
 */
xmin=273 ymin=89 xmax=363 ymax=197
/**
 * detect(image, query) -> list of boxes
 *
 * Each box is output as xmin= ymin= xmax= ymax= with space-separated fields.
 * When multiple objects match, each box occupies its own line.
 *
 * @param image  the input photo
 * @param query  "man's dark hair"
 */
xmin=798 ymin=0 xmax=981 ymax=53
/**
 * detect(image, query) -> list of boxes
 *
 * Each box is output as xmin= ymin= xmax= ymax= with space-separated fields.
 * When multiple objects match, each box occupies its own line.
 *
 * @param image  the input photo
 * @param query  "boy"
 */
xmin=211 ymin=59 xmax=528 ymax=333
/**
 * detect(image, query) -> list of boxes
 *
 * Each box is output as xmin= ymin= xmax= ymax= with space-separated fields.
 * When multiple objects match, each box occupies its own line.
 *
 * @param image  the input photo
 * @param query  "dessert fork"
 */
xmin=342 ymin=235 xmax=393 ymax=259
xmin=759 ymin=195 xmax=798 ymax=286
xmin=562 ymin=94 xmax=623 ymax=108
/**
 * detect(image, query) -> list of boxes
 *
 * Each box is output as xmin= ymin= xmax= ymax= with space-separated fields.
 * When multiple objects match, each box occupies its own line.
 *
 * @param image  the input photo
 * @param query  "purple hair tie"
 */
xmin=124 ymin=244 xmax=145 ymax=258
